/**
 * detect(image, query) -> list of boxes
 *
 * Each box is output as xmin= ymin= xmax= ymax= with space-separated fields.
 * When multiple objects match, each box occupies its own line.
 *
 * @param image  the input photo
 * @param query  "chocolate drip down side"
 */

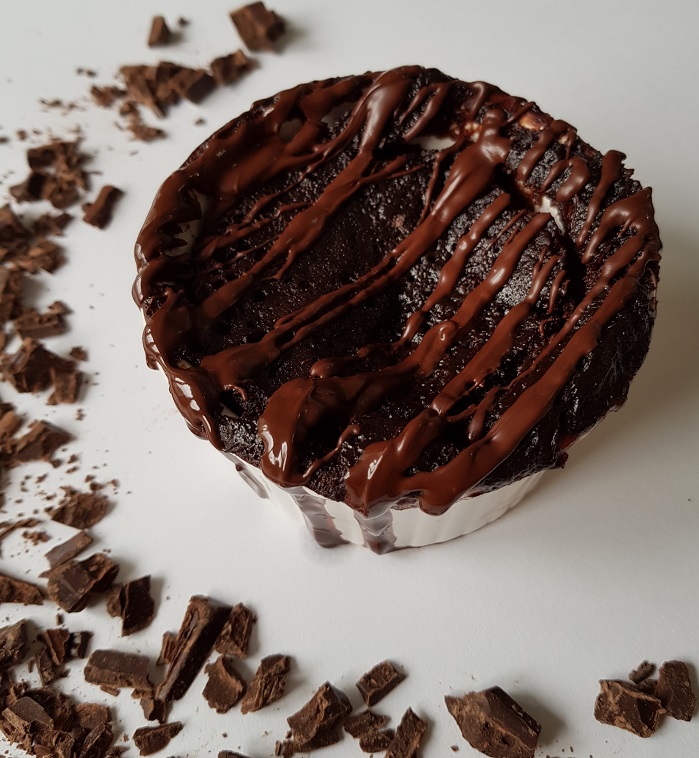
xmin=134 ymin=66 xmax=661 ymax=516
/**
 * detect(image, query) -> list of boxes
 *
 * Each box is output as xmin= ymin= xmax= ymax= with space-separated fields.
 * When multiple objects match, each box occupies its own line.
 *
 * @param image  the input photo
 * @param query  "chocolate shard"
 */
xmin=7 ymin=419 xmax=71 ymax=466
xmin=656 ymin=660 xmax=696 ymax=721
xmin=240 ymin=653 xmax=291 ymax=713
xmin=139 ymin=695 xmax=167 ymax=724
xmin=133 ymin=721 xmax=183 ymax=756
xmin=170 ymin=68 xmax=216 ymax=104
xmin=2 ymin=694 xmax=54 ymax=734
xmin=48 ymin=487 xmax=110 ymax=529
xmin=148 ymin=15 xmax=172 ymax=47
xmin=0 ymin=204 xmax=32 ymax=258
xmin=0 ymin=572 xmax=43 ymax=605
xmin=82 ymin=185 xmax=123 ymax=229
xmin=157 ymin=631 xmax=176 ymax=665
xmin=68 ymin=630 xmax=92 ymax=659
xmin=286 ymin=681 xmax=352 ymax=747
xmin=9 ymin=171 xmax=47 ymax=204
xmin=13 ymin=301 xmax=68 ymax=339
xmin=47 ymin=364 xmax=83 ymax=404
xmin=446 ymin=688 xmax=539 ymax=758
xmin=215 ymin=602 xmax=256 ymax=658
xmin=33 ymin=211 xmax=73 ymax=237
xmin=230 ymin=2 xmax=286 ymax=51
xmin=2 ymin=339 xmax=73 ymax=394
xmin=210 ymin=50 xmax=254 ymax=86
xmin=594 ymin=679 xmax=664 ymax=738
xmin=0 ymin=268 xmax=24 ymax=323
xmin=106 ymin=583 xmax=123 ymax=618
xmin=155 ymin=595 xmax=231 ymax=708
xmin=120 ymin=575 xmax=156 ymax=636
xmin=35 ymin=646 xmax=63 ymax=685
xmin=46 ymin=553 xmax=119 ymax=612
xmin=385 ymin=707 xmax=428 ymax=758
xmin=0 ymin=620 xmax=28 ymax=670
xmin=45 ymin=530 xmax=93 ymax=568
xmin=39 ymin=628 xmax=70 ymax=665
xmin=628 ymin=660 xmax=656 ymax=684
xmin=357 ymin=660 xmax=406 ymax=706
xmin=344 ymin=709 xmax=389 ymax=738
xmin=360 ymin=727 xmax=396 ymax=753
xmin=203 ymin=655 xmax=247 ymax=713
xmin=84 ymin=649 xmax=153 ymax=692
xmin=17 ymin=238 xmax=64 ymax=273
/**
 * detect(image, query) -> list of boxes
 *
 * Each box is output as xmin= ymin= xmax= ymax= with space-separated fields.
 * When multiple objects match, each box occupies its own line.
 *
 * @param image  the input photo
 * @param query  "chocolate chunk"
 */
xmin=344 ymin=709 xmax=389 ymax=738
xmin=14 ymin=302 xmax=68 ymax=339
xmin=0 ymin=204 xmax=32 ymax=259
xmin=7 ymin=419 xmax=71 ymax=465
xmin=82 ymin=185 xmax=123 ymax=229
xmin=0 ymin=620 xmax=28 ymax=670
xmin=33 ymin=211 xmax=73 ymax=237
xmin=210 ymin=50 xmax=254 ymax=85
xmin=385 ymin=707 xmax=428 ymax=758
xmin=360 ymin=728 xmax=395 ymax=753
xmin=215 ymin=602 xmax=256 ymax=658
xmin=9 ymin=171 xmax=47 ymax=204
xmin=48 ymin=487 xmax=110 ymax=529
xmin=357 ymin=660 xmax=405 ymax=706
xmin=170 ymin=68 xmax=216 ymax=104
xmin=203 ymin=655 xmax=247 ymax=713
xmin=656 ymin=660 xmax=696 ymax=721
xmin=68 ymin=630 xmax=92 ymax=658
xmin=594 ymin=679 xmax=664 ymax=738
xmin=84 ymin=650 xmax=153 ymax=692
xmin=230 ymin=2 xmax=286 ymax=51
xmin=70 ymin=345 xmax=88 ymax=361
xmin=46 ymin=553 xmax=119 ymax=612
xmin=35 ymin=646 xmax=62 ymax=685
xmin=155 ymin=595 xmax=231 ymax=708
xmin=0 ymin=402 xmax=22 ymax=445
xmin=240 ymin=653 xmax=290 ymax=713
xmin=0 ymin=268 xmax=23 ymax=323
xmin=106 ymin=583 xmax=123 ymax=617
xmin=2 ymin=339 xmax=73 ymax=394
xmin=16 ymin=238 xmax=64 ymax=273
xmin=39 ymin=627 xmax=70 ymax=665
xmin=45 ymin=530 xmax=93 ymax=568
xmin=148 ymin=16 xmax=172 ymax=47
xmin=157 ymin=631 xmax=176 ymax=665
xmin=628 ymin=660 xmax=655 ymax=684
xmin=2 ymin=695 xmax=54 ymax=745
xmin=47 ymin=364 xmax=83 ymax=404
xmin=120 ymin=575 xmax=155 ymax=636
xmin=139 ymin=696 xmax=167 ymax=724
xmin=286 ymin=681 xmax=352 ymax=747
xmin=91 ymin=84 xmax=127 ymax=108
xmin=0 ymin=572 xmax=43 ymax=605
xmin=133 ymin=722 xmax=183 ymax=756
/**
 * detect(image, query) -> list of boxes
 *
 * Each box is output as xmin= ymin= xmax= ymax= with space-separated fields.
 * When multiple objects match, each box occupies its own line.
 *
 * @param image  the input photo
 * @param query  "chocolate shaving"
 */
xmin=0 ymin=572 xmax=43 ymax=605
xmin=357 ymin=660 xmax=405 ymax=706
xmin=82 ymin=185 xmax=123 ymax=229
xmin=84 ymin=649 xmax=153 ymax=692
xmin=0 ymin=620 xmax=28 ymax=670
xmin=210 ymin=50 xmax=254 ymax=86
xmin=360 ymin=727 xmax=396 ymax=753
xmin=594 ymin=679 xmax=664 ymax=738
xmin=344 ymin=709 xmax=389 ymax=738
xmin=46 ymin=552 xmax=119 ymax=612
xmin=215 ymin=602 xmax=256 ymax=658
xmin=148 ymin=16 xmax=172 ymax=47
xmin=45 ymin=530 xmax=93 ymax=568
xmin=656 ymin=660 xmax=696 ymax=721
xmin=133 ymin=721 xmax=183 ymax=756
xmin=203 ymin=655 xmax=247 ymax=713
xmin=48 ymin=486 xmax=110 ymax=529
xmin=240 ymin=653 xmax=290 ymax=713
xmin=230 ymin=2 xmax=286 ymax=51
xmin=385 ymin=707 xmax=428 ymax=758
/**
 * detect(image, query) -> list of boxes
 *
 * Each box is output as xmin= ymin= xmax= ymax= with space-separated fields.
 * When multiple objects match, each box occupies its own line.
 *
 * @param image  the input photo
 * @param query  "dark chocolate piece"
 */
xmin=120 ymin=575 xmax=156 ymax=636
xmin=155 ymin=595 xmax=231 ymax=708
xmin=48 ymin=487 xmax=110 ymax=529
xmin=91 ymin=85 xmax=127 ymax=108
xmin=360 ymin=728 xmax=395 ymax=753
xmin=39 ymin=628 xmax=70 ymax=665
xmin=0 ymin=572 xmax=43 ymax=605
xmin=230 ymin=2 xmax=286 ymax=51
xmin=344 ymin=709 xmax=389 ymax=738
xmin=6 ymin=419 xmax=71 ymax=465
xmin=82 ymin=185 xmax=123 ymax=229
xmin=47 ymin=363 xmax=83 ymax=404
xmin=0 ymin=620 xmax=28 ymax=670
xmin=46 ymin=553 xmax=119 ymax=612
xmin=14 ymin=301 xmax=68 ymax=339
xmin=170 ymin=68 xmax=216 ymax=104
xmin=0 ymin=204 xmax=32 ymax=258
xmin=210 ymin=50 xmax=254 ymax=86
xmin=594 ymin=679 xmax=664 ymax=738
xmin=16 ymin=238 xmax=64 ymax=273
xmin=286 ymin=681 xmax=352 ymax=747
xmin=84 ymin=649 xmax=153 ymax=692
xmin=203 ymin=655 xmax=247 ymax=713
xmin=35 ymin=646 xmax=62 ymax=685
xmin=68 ymin=630 xmax=92 ymax=658
xmin=240 ymin=654 xmax=290 ymax=713
xmin=133 ymin=721 xmax=183 ymax=756
xmin=45 ymin=530 xmax=93 ymax=568
xmin=106 ymin=583 xmax=123 ymax=617
xmin=157 ymin=631 xmax=177 ymax=665
xmin=656 ymin=660 xmax=696 ymax=721
xmin=357 ymin=660 xmax=405 ymax=706
xmin=0 ymin=268 xmax=24 ymax=323
xmin=2 ymin=339 xmax=73 ymax=394
xmin=33 ymin=211 xmax=73 ymax=237
xmin=446 ymin=688 xmax=539 ymax=758
xmin=148 ymin=16 xmax=172 ymax=47
xmin=384 ymin=708 xmax=427 ymax=758
xmin=215 ymin=602 xmax=256 ymax=658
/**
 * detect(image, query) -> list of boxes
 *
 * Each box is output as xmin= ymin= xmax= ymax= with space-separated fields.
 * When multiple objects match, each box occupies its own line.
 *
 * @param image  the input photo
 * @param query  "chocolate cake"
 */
xmin=134 ymin=66 xmax=661 ymax=550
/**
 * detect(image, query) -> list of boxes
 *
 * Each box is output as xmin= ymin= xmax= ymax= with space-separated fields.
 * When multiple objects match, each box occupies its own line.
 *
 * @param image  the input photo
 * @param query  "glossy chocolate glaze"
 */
xmin=134 ymin=67 xmax=661 ymax=518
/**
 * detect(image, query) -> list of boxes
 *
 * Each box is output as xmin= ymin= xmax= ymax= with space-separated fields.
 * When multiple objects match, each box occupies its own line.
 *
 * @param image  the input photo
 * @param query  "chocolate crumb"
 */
xmin=133 ymin=721 xmax=183 ymax=756
xmin=0 ymin=572 xmax=43 ymax=605
xmin=357 ymin=660 xmax=405 ymax=706
xmin=45 ymin=530 xmax=93 ymax=568
xmin=148 ymin=16 xmax=172 ymax=47
xmin=359 ymin=728 xmax=395 ymax=753
xmin=84 ymin=649 xmax=153 ymax=692
xmin=46 ymin=552 xmax=119 ymax=612
xmin=656 ymin=660 xmax=696 ymax=721
xmin=203 ymin=655 xmax=247 ymax=713
xmin=344 ymin=709 xmax=389 ymax=738
xmin=594 ymin=680 xmax=664 ymax=738
xmin=48 ymin=486 xmax=110 ymax=529
xmin=82 ymin=185 xmax=123 ymax=229
xmin=70 ymin=345 xmax=88 ymax=361
xmin=385 ymin=707 xmax=428 ymax=758
xmin=230 ymin=2 xmax=286 ymax=51
xmin=446 ymin=687 xmax=539 ymax=758
xmin=215 ymin=602 xmax=255 ymax=658
xmin=240 ymin=653 xmax=290 ymax=713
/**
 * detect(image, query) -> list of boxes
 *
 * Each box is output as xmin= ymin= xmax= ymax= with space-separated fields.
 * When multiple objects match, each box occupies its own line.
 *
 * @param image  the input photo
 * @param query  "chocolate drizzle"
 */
xmin=134 ymin=66 xmax=661 ymax=517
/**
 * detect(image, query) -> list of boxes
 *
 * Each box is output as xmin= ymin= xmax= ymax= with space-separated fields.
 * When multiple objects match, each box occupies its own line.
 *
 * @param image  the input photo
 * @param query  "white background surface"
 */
xmin=1 ymin=1 xmax=698 ymax=756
